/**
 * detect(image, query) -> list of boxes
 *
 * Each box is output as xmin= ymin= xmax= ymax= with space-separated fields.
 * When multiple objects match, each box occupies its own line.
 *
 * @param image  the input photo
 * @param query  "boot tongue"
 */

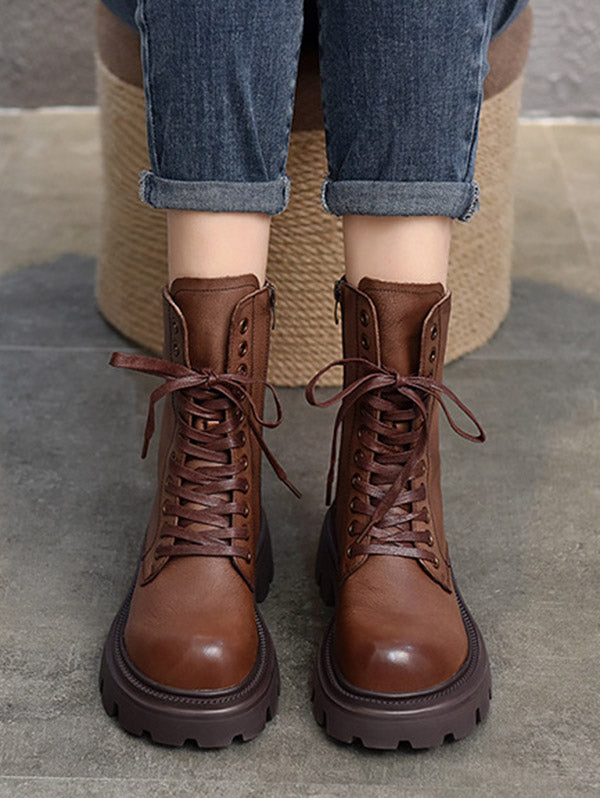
xmin=170 ymin=274 xmax=260 ymax=372
xmin=358 ymin=278 xmax=445 ymax=375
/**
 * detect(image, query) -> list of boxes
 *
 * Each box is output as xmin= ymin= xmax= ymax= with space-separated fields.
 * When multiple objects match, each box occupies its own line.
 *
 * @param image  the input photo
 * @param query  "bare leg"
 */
xmin=343 ymin=215 xmax=451 ymax=288
xmin=167 ymin=210 xmax=271 ymax=287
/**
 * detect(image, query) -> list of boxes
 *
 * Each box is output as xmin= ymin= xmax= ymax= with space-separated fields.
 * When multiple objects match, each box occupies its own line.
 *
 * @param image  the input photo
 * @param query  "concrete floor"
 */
xmin=0 ymin=116 xmax=599 ymax=797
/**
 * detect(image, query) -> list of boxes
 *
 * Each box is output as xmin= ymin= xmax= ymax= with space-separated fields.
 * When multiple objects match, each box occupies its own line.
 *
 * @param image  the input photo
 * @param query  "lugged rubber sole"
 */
xmin=311 ymin=507 xmax=492 ymax=750
xmin=99 ymin=513 xmax=280 ymax=748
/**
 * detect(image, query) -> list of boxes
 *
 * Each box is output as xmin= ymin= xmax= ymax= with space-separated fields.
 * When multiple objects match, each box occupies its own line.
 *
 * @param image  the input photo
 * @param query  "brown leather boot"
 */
xmin=99 ymin=275 xmax=298 ymax=747
xmin=306 ymin=276 xmax=490 ymax=749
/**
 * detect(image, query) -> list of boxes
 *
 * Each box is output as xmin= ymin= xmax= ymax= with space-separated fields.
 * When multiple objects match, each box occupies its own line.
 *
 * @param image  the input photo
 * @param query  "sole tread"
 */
xmin=311 ymin=689 xmax=492 ymax=750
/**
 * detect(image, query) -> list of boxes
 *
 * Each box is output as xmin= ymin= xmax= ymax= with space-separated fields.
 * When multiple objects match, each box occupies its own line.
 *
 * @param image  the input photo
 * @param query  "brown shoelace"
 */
xmin=305 ymin=358 xmax=485 ymax=564
xmin=110 ymin=352 xmax=300 ymax=560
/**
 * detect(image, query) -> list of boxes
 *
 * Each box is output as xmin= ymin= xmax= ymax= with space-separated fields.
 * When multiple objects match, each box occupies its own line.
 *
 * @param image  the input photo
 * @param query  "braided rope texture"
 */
xmin=95 ymin=54 xmax=523 ymax=387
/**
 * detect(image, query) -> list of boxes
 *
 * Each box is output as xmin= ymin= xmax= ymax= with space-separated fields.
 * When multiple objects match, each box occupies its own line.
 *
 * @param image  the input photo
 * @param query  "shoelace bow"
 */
xmin=305 ymin=357 xmax=485 ymax=563
xmin=110 ymin=352 xmax=300 ymax=560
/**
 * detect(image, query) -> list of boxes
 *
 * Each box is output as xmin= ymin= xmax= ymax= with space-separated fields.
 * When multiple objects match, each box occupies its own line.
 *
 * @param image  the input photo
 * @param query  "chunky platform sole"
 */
xmin=99 ymin=514 xmax=280 ymax=748
xmin=312 ymin=508 xmax=492 ymax=750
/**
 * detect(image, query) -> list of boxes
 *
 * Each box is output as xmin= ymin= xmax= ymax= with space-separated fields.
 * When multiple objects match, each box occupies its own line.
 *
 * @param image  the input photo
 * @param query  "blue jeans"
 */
xmin=128 ymin=0 xmax=529 ymax=221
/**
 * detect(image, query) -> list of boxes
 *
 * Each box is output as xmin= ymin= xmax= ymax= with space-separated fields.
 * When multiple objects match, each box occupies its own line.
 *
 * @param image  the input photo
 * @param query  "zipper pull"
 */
xmin=266 ymin=280 xmax=276 ymax=330
xmin=333 ymin=277 xmax=344 ymax=325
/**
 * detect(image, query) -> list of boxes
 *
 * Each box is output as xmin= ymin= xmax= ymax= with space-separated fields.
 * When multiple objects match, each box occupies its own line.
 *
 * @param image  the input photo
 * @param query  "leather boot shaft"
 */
xmin=334 ymin=277 xmax=454 ymax=590
xmin=155 ymin=275 xmax=274 ymax=588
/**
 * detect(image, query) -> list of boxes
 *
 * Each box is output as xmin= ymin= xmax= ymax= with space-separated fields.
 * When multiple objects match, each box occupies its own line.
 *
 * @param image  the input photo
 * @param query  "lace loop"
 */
xmin=110 ymin=351 xmax=300 ymax=560
xmin=305 ymin=357 xmax=485 ymax=563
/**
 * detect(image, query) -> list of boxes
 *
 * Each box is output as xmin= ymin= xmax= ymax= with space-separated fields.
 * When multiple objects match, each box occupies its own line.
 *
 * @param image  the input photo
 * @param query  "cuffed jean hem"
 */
xmin=138 ymin=170 xmax=292 ymax=215
xmin=320 ymin=179 xmax=481 ymax=222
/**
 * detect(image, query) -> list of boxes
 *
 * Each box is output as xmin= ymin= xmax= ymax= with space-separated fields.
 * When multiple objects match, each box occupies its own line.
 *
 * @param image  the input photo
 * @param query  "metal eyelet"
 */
xmin=242 ymin=479 xmax=249 ymax=493
xmin=239 ymin=318 xmax=249 ymax=334
xmin=173 ymin=343 xmax=180 ymax=357
xmin=351 ymin=473 xmax=360 ymax=488
xmin=357 ymin=428 xmax=363 ymax=439
xmin=432 ymin=556 xmax=440 ymax=569
xmin=346 ymin=546 xmax=353 ymax=558
xmin=172 ymin=321 xmax=179 ymax=335
xmin=353 ymin=449 xmax=363 ymax=464
xmin=242 ymin=505 xmax=250 ymax=518
xmin=361 ymin=335 xmax=369 ymax=350
xmin=246 ymin=552 xmax=252 ymax=563
xmin=240 ymin=431 xmax=246 ymax=445
xmin=431 ymin=325 xmax=438 ymax=340
xmin=349 ymin=498 xmax=357 ymax=512
xmin=239 ymin=341 xmax=248 ymax=357
xmin=360 ymin=310 xmax=369 ymax=327
xmin=161 ymin=501 xmax=168 ymax=514
xmin=237 ymin=363 xmax=248 ymax=375
xmin=427 ymin=532 xmax=434 ymax=546
xmin=241 ymin=455 xmax=249 ymax=469
xmin=429 ymin=349 xmax=436 ymax=363
xmin=347 ymin=521 xmax=355 ymax=535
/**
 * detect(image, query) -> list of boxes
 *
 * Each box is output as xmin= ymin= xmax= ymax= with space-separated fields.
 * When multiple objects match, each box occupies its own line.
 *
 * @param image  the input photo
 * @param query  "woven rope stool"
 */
xmin=95 ymin=2 xmax=533 ymax=386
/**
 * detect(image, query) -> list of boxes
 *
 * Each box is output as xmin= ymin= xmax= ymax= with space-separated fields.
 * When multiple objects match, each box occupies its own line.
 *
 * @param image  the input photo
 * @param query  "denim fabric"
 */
xmin=132 ymin=0 xmax=529 ymax=220
xmin=101 ymin=0 xmax=530 ymax=43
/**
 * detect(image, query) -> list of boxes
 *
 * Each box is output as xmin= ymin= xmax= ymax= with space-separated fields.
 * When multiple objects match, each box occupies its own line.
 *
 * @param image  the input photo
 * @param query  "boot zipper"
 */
xmin=333 ymin=276 xmax=344 ymax=325
xmin=265 ymin=280 xmax=276 ymax=330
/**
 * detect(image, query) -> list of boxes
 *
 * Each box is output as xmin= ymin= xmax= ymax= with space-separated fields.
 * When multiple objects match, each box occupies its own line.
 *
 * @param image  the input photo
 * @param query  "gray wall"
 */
xmin=1 ymin=0 xmax=599 ymax=116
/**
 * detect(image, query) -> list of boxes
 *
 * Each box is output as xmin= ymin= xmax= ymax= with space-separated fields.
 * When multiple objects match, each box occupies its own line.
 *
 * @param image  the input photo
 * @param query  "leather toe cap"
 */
xmin=124 ymin=622 xmax=257 ymax=691
xmin=123 ymin=559 xmax=258 ymax=691
xmin=334 ymin=612 xmax=466 ymax=693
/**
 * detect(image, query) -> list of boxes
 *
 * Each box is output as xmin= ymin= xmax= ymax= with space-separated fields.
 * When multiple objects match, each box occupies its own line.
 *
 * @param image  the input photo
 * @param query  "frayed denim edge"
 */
xmin=457 ymin=181 xmax=480 ymax=223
